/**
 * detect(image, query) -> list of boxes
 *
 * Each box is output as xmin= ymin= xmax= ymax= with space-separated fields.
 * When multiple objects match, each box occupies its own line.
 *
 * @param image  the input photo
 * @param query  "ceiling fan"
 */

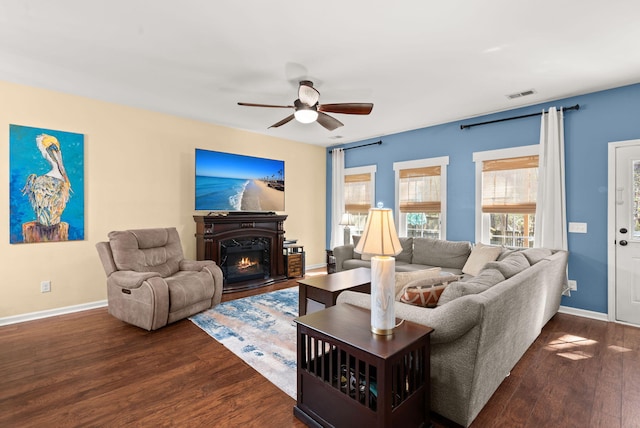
xmin=238 ymin=80 xmax=373 ymax=131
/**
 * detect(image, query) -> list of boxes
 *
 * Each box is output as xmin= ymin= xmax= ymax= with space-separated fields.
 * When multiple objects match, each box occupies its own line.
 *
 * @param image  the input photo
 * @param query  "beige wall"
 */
xmin=0 ymin=80 xmax=326 ymax=319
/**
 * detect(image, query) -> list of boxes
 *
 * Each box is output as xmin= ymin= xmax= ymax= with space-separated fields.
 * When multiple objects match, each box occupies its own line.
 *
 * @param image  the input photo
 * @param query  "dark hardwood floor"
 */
xmin=1 ymin=270 xmax=639 ymax=427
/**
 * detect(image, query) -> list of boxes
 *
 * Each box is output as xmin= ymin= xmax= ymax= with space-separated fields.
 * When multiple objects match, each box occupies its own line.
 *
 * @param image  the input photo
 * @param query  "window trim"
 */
xmin=473 ymin=145 xmax=538 ymax=244
xmin=393 ymin=156 xmax=449 ymax=239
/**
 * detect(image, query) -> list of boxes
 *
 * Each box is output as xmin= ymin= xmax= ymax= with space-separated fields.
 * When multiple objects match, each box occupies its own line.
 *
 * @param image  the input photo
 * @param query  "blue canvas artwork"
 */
xmin=9 ymin=124 xmax=85 ymax=244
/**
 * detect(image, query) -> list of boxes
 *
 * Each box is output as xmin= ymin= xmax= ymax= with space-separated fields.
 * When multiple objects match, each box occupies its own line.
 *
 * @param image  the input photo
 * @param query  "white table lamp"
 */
xmin=339 ymin=213 xmax=353 ymax=245
xmin=354 ymin=206 xmax=402 ymax=335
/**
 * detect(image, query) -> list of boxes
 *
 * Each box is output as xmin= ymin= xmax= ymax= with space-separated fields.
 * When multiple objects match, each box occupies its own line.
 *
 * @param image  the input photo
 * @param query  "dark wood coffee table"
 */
xmin=294 ymin=303 xmax=433 ymax=427
xmin=297 ymin=267 xmax=371 ymax=316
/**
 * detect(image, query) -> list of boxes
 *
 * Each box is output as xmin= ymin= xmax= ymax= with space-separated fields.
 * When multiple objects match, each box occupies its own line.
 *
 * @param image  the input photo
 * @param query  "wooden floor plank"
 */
xmin=2 ymin=273 xmax=639 ymax=427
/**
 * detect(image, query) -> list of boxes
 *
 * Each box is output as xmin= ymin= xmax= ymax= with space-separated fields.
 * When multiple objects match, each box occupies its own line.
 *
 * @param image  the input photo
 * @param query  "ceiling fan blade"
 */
xmin=316 ymin=112 xmax=344 ymax=131
xmin=318 ymin=103 xmax=373 ymax=115
xmin=238 ymin=102 xmax=293 ymax=108
xmin=298 ymin=81 xmax=320 ymax=106
xmin=269 ymin=114 xmax=295 ymax=128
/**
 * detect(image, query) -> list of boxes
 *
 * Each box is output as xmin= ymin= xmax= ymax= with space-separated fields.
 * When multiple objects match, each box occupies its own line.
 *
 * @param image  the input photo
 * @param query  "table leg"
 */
xmin=299 ymin=284 xmax=307 ymax=316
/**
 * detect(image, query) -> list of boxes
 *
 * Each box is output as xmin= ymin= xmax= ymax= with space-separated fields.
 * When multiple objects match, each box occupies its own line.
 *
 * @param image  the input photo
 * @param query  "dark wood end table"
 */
xmin=297 ymin=267 xmax=371 ymax=316
xmin=294 ymin=303 xmax=433 ymax=427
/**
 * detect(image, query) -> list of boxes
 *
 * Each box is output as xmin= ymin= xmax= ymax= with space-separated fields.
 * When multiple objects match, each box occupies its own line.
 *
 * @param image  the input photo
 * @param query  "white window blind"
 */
xmin=398 ymin=166 xmax=441 ymax=213
xmin=344 ymin=173 xmax=371 ymax=213
xmin=482 ymin=156 xmax=538 ymax=214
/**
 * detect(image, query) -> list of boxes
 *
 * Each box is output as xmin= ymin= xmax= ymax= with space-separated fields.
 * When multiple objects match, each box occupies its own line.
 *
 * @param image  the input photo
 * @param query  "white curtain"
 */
xmin=330 ymin=148 xmax=345 ymax=249
xmin=535 ymin=107 xmax=567 ymax=250
xmin=535 ymin=107 xmax=569 ymax=295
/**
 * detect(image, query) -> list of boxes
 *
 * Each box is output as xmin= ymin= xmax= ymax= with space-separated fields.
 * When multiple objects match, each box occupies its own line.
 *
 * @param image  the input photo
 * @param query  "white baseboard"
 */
xmin=558 ymin=305 xmax=608 ymax=321
xmin=0 ymin=300 xmax=108 ymax=327
xmin=306 ymin=263 xmax=327 ymax=271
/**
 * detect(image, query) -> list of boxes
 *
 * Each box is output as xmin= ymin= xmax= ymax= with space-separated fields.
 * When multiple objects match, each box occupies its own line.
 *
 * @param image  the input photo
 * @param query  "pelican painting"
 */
xmin=9 ymin=124 xmax=84 ymax=244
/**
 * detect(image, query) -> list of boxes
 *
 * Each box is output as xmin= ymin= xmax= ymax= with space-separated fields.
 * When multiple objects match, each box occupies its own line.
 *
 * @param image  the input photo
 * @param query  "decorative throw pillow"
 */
xmin=394 ymin=267 xmax=441 ymax=299
xmin=462 ymin=243 xmax=502 ymax=276
xmin=400 ymin=282 xmax=449 ymax=308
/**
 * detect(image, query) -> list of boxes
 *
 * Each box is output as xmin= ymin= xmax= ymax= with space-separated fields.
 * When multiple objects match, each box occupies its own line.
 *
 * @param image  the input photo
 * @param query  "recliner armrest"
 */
xmin=109 ymin=271 xmax=162 ymax=289
xmin=179 ymin=259 xmax=217 ymax=272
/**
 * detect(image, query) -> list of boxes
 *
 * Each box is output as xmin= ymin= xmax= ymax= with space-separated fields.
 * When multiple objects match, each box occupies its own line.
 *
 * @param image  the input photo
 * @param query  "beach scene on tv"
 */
xmin=195 ymin=149 xmax=285 ymax=212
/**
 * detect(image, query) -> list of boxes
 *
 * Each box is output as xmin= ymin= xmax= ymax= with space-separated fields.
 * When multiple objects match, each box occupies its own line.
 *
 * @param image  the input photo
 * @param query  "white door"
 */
xmin=613 ymin=142 xmax=640 ymax=325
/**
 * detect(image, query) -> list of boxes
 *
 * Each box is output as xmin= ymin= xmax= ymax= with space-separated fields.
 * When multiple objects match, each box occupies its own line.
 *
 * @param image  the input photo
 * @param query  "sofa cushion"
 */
xmin=483 ymin=252 xmax=530 ymax=279
xmin=437 ymin=268 xmax=505 ymax=305
xmin=394 ymin=267 xmax=442 ymax=299
xmin=412 ymin=238 xmax=472 ymax=269
xmin=462 ymin=243 xmax=502 ymax=276
xmin=351 ymin=236 xmax=362 ymax=259
xmin=396 ymin=237 xmax=414 ymax=263
xmin=521 ymin=248 xmax=553 ymax=265
xmin=343 ymin=259 xmax=372 ymax=270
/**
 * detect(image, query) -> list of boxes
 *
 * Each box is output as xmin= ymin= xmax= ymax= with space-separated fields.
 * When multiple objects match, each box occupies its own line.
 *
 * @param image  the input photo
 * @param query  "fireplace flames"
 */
xmin=237 ymin=257 xmax=258 ymax=270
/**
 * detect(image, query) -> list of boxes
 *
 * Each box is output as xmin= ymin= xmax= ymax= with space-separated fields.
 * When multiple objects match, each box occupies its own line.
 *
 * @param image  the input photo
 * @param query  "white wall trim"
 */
xmin=0 ymin=300 xmax=108 ymax=326
xmin=558 ymin=305 xmax=608 ymax=322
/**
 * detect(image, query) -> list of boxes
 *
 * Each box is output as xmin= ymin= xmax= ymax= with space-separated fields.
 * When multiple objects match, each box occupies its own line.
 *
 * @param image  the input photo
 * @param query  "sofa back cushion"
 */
xmin=437 ymin=267 xmax=505 ymax=305
xmin=396 ymin=237 xmax=414 ymax=263
xmin=483 ymin=252 xmax=530 ymax=279
xmin=351 ymin=236 xmax=362 ymax=260
xmin=521 ymin=248 xmax=553 ymax=265
xmin=412 ymin=238 xmax=472 ymax=269
xmin=109 ymin=228 xmax=184 ymax=277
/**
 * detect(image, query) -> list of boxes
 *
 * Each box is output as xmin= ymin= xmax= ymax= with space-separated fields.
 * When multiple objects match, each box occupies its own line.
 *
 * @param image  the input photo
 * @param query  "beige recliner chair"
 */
xmin=96 ymin=227 xmax=223 ymax=330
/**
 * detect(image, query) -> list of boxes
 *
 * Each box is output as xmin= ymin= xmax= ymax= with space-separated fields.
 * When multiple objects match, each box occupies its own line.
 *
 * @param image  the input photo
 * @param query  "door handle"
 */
xmin=620 ymin=228 xmax=628 ymax=234
xmin=620 ymin=240 xmax=628 ymax=246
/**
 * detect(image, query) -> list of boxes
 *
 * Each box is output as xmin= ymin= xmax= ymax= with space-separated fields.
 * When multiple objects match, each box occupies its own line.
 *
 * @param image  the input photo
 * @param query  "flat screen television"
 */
xmin=195 ymin=148 xmax=285 ymax=212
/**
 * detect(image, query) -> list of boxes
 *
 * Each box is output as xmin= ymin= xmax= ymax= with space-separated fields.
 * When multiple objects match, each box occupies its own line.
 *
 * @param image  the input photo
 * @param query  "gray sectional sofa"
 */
xmin=333 ymin=236 xmax=473 ymax=275
xmin=334 ymin=238 xmax=569 ymax=427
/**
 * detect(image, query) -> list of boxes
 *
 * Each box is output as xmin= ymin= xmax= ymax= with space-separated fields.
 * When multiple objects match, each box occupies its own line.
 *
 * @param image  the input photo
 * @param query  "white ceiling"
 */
xmin=2 ymin=1 xmax=639 ymax=147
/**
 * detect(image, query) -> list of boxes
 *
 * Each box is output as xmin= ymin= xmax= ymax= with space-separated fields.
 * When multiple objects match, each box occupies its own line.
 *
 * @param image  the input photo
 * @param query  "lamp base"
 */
xmin=370 ymin=255 xmax=396 ymax=336
xmin=343 ymin=226 xmax=351 ymax=246
xmin=371 ymin=326 xmax=394 ymax=336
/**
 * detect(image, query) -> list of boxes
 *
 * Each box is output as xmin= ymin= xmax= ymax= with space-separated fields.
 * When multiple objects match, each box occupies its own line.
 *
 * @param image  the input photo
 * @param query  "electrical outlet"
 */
xmin=568 ymin=280 xmax=577 ymax=291
xmin=40 ymin=280 xmax=51 ymax=293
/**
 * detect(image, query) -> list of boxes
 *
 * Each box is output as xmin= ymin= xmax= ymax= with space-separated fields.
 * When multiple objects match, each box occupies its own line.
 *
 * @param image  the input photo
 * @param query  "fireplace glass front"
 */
xmin=220 ymin=238 xmax=271 ymax=284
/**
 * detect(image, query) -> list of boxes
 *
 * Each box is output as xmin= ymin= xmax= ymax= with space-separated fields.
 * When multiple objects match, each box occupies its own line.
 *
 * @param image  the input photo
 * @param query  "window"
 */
xmin=344 ymin=165 xmax=376 ymax=238
xmin=394 ymin=157 xmax=448 ymax=239
xmin=474 ymin=146 xmax=538 ymax=247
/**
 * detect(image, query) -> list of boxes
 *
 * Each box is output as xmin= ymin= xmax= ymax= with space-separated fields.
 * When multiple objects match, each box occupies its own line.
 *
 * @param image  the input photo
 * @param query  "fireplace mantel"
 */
xmin=194 ymin=213 xmax=288 ymax=292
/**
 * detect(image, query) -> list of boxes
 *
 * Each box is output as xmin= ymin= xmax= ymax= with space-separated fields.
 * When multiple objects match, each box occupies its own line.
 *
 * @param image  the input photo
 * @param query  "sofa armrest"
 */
xmin=180 ymin=259 xmax=217 ymax=272
xmin=332 ymin=244 xmax=355 ymax=272
xmin=337 ymin=290 xmax=482 ymax=344
xmin=109 ymin=271 xmax=162 ymax=289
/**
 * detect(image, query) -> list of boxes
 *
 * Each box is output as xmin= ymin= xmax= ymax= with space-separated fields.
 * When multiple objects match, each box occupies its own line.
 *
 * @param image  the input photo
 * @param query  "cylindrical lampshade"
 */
xmin=354 ymin=208 xmax=402 ymax=256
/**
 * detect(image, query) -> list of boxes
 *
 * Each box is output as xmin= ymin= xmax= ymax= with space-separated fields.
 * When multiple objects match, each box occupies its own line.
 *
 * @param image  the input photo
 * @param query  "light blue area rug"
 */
xmin=190 ymin=287 xmax=298 ymax=399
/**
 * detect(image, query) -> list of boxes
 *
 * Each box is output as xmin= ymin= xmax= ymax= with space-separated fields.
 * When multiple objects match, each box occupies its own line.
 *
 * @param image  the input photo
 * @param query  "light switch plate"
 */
xmin=568 ymin=222 xmax=587 ymax=233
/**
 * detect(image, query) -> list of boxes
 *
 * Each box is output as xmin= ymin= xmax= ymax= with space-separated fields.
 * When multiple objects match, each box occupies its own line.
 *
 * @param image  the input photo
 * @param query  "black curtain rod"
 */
xmin=329 ymin=140 xmax=382 ymax=153
xmin=460 ymin=104 xmax=580 ymax=130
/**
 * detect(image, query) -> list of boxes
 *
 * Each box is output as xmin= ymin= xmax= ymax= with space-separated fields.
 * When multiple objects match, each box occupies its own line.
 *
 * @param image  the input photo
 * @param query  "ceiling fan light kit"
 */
xmin=238 ymin=80 xmax=373 ymax=131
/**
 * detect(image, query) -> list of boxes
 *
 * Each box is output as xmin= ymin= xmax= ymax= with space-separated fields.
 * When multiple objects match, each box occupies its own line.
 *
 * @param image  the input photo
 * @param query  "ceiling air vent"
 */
xmin=506 ymin=89 xmax=536 ymax=100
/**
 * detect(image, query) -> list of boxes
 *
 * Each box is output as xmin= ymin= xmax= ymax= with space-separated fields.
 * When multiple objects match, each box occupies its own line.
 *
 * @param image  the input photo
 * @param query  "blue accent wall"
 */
xmin=326 ymin=82 xmax=640 ymax=314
